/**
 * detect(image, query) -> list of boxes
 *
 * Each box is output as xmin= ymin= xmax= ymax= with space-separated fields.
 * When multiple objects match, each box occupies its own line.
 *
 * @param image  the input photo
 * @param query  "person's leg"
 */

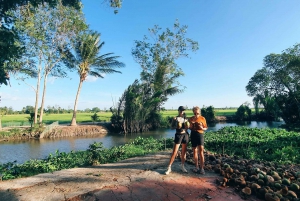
xmin=168 ymin=143 xmax=180 ymax=166
xmin=199 ymin=145 xmax=205 ymax=173
xmin=192 ymin=146 xmax=199 ymax=172
xmin=199 ymin=134 xmax=205 ymax=174
xmin=181 ymin=143 xmax=187 ymax=164
xmin=180 ymin=143 xmax=188 ymax=172
xmin=165 ymin=143 xmax=180 ymax=175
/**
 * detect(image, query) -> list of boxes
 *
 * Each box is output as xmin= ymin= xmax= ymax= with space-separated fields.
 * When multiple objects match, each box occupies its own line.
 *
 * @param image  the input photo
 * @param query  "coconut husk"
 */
xmin=287 ymin=190 xmax=297 ymax=198
xmin=265 ymin=193 xmax=280 ymax=201
xmin=241 ymin=187 xmax=251 ymax=196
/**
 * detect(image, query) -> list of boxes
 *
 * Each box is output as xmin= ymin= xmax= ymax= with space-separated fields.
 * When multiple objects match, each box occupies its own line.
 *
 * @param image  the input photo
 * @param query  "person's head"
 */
xmin=178 ymin=106 xmax=185 ymax=114
xmin=192 ymin=106 xmax=201 ymax=116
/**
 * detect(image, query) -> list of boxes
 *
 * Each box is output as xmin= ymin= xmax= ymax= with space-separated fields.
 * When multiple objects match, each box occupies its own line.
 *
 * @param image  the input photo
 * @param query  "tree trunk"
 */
xmin=39 ymin=75 xmax=48 ymax=123
xmin=34 ymin=59 xmax=42 ymax=124
xmin=70 ymin=80 xmax=83 ymax=126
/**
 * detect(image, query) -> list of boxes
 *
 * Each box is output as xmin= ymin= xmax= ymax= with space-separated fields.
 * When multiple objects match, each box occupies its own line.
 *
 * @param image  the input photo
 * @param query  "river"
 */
xmin=0 ymin=121 xmax=284 ymax=164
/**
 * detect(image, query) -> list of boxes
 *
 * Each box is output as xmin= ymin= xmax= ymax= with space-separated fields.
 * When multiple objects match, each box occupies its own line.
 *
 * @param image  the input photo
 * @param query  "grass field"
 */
xmin=0 ymin=109 xmax=241 ymax=127
xmin=161 ymin=108 xmax=238 ymax=117
xmin=0 ymin=112 xmax=112 ymax=127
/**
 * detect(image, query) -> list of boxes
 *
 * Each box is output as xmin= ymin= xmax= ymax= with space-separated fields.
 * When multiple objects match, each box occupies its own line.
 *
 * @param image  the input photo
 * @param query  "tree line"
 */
xmin=246 ymin=44 xmax=300 ymax=129
xmin=0 ymin=106 xmax=107 ymax=115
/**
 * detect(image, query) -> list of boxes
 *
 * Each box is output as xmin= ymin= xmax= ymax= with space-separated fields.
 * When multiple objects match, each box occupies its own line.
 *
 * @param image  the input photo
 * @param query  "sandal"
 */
xmin=192 ymin=168 xmax=199 ymax=173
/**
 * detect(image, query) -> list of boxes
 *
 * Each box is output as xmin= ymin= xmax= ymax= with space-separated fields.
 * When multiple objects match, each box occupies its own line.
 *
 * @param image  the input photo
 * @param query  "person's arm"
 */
xmin=188 ymin=117 xmax=194 ymax=130
xmin=184 ymin=117 xmax=190 ymax=129
xmin=200 ymin=118 xmax=208 ymax=131
xmin=171 ymin=117 xmax=177 ymax=129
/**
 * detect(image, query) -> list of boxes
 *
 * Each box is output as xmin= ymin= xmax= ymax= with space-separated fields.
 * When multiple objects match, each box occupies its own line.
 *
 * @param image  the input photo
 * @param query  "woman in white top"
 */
xmin=165 ymin=106 xmax=190 ymax=175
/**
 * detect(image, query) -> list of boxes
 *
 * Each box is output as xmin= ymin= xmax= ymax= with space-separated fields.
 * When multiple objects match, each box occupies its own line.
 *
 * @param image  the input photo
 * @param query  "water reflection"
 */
xmin=0 ymin=121 xmax=284 ymax=164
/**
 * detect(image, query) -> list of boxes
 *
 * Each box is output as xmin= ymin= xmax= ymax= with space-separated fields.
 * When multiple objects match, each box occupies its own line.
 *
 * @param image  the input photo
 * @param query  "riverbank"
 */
xmin=0 ymin=124 xmax=108 ymax=141
xmin=0 ymin=150 xmax=247 ymax=201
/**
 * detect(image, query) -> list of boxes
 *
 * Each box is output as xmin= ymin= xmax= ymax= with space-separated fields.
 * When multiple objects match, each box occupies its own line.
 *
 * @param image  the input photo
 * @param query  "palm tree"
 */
xmin=61 ymin=31 xmax=125 ymax=126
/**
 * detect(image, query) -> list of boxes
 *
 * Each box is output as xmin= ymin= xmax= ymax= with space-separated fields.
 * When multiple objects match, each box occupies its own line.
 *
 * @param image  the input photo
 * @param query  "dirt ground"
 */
xmin=0 ymin=151 xmax=256 ymax=201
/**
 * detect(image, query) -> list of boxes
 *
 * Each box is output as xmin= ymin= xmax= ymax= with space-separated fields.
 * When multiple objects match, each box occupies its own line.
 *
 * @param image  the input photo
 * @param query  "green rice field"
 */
xmin=0 ymin=109 xmax=241 ymax=127
xmin=160 ymin=108 xmax=238 ymax=117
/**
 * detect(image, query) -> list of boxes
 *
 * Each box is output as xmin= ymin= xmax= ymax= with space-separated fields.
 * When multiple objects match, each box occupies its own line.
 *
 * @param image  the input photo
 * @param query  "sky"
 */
xmin=1 ymin=0 xmax=300 ymax=111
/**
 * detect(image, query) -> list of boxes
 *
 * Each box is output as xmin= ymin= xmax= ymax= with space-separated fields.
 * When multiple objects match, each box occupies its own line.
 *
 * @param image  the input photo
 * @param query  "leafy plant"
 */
xmin=205 ymin=126 xmax=300 ymax=164
xmin=90 ymin=113 xmax=99 ymax=124
xmin=235 ymin=104 xmax=251 ymax=121
xmin=26 ymin=113 xmax=34 ymax=128
xmin=201 ymin=106 xmax=216 ymax=122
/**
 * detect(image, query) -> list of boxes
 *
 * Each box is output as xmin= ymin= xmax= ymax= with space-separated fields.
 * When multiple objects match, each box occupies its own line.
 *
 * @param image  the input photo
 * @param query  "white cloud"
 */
xmin=0 ymin=93 xmax=19 ymax=101
xmin=47 ymin=77 xmax=58 ymax=84
xmin=86 ymin=73 xmax=106 ymax=82
xmin=86 ymin=76 xmax=98 ymax=82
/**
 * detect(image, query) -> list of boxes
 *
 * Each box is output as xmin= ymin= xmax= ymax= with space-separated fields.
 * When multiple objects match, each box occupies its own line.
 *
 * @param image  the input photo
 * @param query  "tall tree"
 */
xmin=112 ymin=20 xmax=199 ymax=133
xmin=60 ymin=31 xmax=125 ymax=126
xmin=0 ymin=0 xmax=81 ymax=86
xmin=13 ymin=0 xmax=87 ymax=124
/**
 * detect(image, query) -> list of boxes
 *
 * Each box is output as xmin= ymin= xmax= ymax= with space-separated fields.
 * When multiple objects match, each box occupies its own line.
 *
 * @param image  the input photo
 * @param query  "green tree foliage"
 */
xmin=0 ymin=0 xmax=80 ymax=86
xmin=91 ymin=113 xmax=99 ymax=124
xmin=111 ymin=20 xmax=199 ymax=133
xmin=22 ymin=105 xmax=34 ymax=114
xmin=201 ymin=106 xmax=216 ymax=123
xmin=246 ymin=43 xmax=300 ymax=126
xmin=235 ymin=104 xmax=251 ymax=121
xmin=13 ymin=0 xmax=87 ymax=124
xmin=27 ymin=113 xmax=35 ymax=127
xmin=60 ymin=31 xmax=125 ymax=126
xmin=91 ymin=107 xmax=101 ymax=113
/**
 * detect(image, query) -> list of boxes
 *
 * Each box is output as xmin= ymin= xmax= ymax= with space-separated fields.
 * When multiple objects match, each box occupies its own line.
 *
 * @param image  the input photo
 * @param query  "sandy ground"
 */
xmin=0 ymin=151 xmax=255 ymax=201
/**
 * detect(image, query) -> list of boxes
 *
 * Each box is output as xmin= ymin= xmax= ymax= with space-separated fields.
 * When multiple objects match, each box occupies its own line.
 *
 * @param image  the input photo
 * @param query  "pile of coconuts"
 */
xmin=178 ymin=149 xmax=300 ymax=201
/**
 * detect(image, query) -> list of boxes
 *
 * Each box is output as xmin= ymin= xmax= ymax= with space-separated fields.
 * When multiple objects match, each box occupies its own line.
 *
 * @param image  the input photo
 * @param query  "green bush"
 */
xmin=201 ymin=106 xmax=216 ymax=122
xmin=235 ymin=104 xmax=251 ymax=120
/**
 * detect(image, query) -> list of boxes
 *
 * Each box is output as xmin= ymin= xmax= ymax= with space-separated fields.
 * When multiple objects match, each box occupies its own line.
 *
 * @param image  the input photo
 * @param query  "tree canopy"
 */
xmin=0 ymin=0 xmax=81 ymax=86
xmin=246 ymin=43 xmax=300 ymax=126
xmin=0 ymin=0 xmax=128 ymax=86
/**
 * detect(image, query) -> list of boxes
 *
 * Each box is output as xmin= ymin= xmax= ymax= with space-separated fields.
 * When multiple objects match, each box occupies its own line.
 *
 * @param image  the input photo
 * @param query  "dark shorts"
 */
xmin=191 ymin=130 xmax=204 ymax=147
xmin=174 ymin=133 xmax=189 ymax=144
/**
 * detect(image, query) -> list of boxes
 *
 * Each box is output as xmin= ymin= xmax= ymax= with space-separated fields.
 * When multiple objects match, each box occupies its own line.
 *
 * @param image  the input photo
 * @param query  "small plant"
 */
xmin=87 ymin=142 xmax=104 ymax=164
xmin=26 ymin=113 xmax=35 ymax=128
xmin=91 ymin=113 xmax=99 ymax=124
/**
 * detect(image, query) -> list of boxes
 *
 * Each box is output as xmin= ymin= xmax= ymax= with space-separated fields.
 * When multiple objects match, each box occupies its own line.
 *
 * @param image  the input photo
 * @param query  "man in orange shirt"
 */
xmin=189 ymin=106 xmax=208 ymax=174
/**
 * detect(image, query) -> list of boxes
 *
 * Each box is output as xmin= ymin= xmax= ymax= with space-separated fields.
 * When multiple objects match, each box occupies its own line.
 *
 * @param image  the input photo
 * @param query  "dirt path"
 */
xmin=0 ymin=151 xmax=255 ymax=201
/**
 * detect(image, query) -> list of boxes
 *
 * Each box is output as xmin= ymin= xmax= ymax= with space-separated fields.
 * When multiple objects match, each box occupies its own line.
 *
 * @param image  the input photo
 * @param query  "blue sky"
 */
xmin=1 ymin=0 xmax=300 ymax=111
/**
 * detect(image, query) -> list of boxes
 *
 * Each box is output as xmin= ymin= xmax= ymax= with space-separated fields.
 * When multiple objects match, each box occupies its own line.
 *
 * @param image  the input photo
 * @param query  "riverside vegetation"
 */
xmin=1 ymin=127 xmax=300 ymax=200
xmin=1 ymin=127 xmax=299 ymax=180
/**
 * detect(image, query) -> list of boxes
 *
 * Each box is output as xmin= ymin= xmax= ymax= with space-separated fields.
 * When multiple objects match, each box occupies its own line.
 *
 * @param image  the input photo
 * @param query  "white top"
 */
xmin=176 ymin=116 xmax=188 ymax=124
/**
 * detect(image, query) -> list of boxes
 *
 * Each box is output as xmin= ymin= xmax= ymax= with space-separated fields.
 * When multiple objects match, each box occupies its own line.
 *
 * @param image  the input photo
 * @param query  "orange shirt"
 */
xmin=189 ymin=115 xmax=207 ymax=134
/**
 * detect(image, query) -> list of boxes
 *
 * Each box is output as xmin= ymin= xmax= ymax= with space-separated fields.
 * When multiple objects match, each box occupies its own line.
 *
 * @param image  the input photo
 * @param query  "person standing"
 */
xmin=189 ymin=106 xmax=208 ymax=174
xmin=165 ymin=106 xmax=190 ymax=175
